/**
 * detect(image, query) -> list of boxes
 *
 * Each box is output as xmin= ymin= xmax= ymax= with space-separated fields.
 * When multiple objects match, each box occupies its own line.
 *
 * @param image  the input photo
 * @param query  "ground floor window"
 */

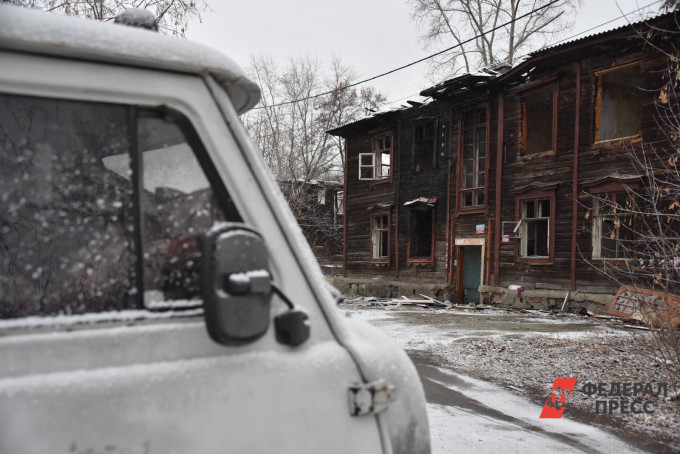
xmin=592 ymin=193 xmax=635 ymax=259
xmin=370 ymin=212 xmax=390 ymax=261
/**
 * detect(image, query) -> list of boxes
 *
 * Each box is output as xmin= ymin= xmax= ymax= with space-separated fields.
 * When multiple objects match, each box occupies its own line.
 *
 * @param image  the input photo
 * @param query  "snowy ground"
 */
xmin=342 ymin=303 xmax=680 ymax=453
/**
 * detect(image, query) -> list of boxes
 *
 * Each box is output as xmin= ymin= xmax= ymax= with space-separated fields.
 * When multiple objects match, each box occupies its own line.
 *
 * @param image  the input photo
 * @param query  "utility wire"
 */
xmin=379 ymin=0 xmax=662 ymax=107
xmin=256 ymin=0 xmax=662 ymax=110
xmin=254 ymin=0 xmax=562 ymax=109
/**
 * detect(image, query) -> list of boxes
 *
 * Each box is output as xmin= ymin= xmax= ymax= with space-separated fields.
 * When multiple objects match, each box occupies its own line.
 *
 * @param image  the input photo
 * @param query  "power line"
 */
xmin=255 ymin=0 xmax=663 ymax=110
xmin=254 ymin=0 xmax=562 ymax=109
xmin=370 ymin=0 xmax=662 ymax=108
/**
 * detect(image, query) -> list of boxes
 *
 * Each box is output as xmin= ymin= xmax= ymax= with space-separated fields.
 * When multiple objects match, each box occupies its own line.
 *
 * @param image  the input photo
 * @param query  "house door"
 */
xmin=462 ymin=246 xmax=482 ymax=304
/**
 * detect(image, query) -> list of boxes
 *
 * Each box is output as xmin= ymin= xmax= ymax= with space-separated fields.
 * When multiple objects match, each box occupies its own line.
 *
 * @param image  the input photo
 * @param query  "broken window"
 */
xmin=358 ymin=133 xmax=392 ymax=181
xmin=336 ymin=190 xmax=344 ymax=216
xmin=596 ymin=65 xmax=641 ymax=141
xmin=522 ymin=85 xmax=556 ymax=154
xmin=408 ymin=207 xmax=434 ymax=260
xmin=460 ymin=108 xmax=487 ymax=208
xmin=592 ymin=193 xmax=635 ymax=259
xmin=370 ymin=212 xmax=390 ymax=261
xmin=519 ymin=198 xmax=551 ymax=258
xmin=414 ymin=121 xmax=435 ymax=171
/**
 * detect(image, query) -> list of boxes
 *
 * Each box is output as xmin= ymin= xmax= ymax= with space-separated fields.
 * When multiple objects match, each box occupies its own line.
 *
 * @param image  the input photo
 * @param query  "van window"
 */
xmin=0 ymin=94 xmax=234 ymax=318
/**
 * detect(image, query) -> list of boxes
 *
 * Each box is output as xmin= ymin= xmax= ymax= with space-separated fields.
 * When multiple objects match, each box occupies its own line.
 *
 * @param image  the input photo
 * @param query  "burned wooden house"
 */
xmin=328 ymin=12 xmax=677 ymax=309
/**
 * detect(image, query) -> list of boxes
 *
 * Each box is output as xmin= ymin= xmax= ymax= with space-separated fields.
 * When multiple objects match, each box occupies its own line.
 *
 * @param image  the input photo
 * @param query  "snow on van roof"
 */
xmin=0 ymin=4 xmax=261 ymax=114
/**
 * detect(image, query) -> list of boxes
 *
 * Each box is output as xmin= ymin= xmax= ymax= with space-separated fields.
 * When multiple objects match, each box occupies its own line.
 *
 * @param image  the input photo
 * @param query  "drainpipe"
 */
xmin=343 ymin=137 xmax=348 ymax=277
xmin=445 ymin=107 xmax=453 ymax=283
xmin=571 ymin=62 xmax=582 ymax=290
xmin=395 ymin=118 xmax=402 ymax=278
xmin=494 ymin=95 xmax=504 ymax=285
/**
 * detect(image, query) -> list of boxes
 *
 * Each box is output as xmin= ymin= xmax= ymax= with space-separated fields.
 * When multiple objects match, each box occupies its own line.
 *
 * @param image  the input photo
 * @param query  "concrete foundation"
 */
xmin=327 ymin=276 xmax=455 ymax=302
xmin=327 ymin=276 xmax=615 ymax=313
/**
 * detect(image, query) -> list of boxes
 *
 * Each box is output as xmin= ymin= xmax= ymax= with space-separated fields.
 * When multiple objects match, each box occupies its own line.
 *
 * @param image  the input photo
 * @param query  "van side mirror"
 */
xmin=202 ymin=223 xmax=272 ymax=346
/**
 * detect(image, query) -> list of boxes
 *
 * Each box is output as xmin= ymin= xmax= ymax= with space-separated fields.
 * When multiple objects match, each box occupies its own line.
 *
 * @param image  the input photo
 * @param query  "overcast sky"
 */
xmin=187 ymin=0 xmax=665 ymax=107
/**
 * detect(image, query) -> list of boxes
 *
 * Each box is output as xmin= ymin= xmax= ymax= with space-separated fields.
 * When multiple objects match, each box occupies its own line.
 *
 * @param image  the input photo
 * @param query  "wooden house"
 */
xmin=328 ymin=12 xmax=677 ymax=309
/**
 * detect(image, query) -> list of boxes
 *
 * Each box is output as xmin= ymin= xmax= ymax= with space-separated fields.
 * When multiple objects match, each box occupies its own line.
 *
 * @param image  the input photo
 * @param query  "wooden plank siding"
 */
xmin=328 ymin=12 xmax=677 ymax=301
xmin=397 ymin=102 xmax=452 ymax=282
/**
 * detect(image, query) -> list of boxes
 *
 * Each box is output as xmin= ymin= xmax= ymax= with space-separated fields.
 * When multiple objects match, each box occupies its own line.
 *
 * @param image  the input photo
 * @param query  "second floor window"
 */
xmin=522 ymin=84 xmax=556 ymax=154
xmin=460 ymin=108 xmax=487 ymax=208
xmin=595 ymin=65 xmax=641 ymax=142
xmin=358 ymin=133 xmax=392 ymax=181
xmin=414 ymin=121 xmax=435 ymax=172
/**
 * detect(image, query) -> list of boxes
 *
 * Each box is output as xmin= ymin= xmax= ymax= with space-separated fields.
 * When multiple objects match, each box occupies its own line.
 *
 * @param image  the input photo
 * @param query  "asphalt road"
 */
xmin=412 ymin=355 xmax=616 ymax=453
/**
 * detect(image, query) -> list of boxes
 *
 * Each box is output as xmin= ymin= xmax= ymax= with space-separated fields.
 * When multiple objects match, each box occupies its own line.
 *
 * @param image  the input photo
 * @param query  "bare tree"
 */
xmin=243 ymin=55 xmax=385 ymax=184
xmin=585 ymin=12 xmax=680 ymax=392
xmin=409 ymin=0 xmax=580 ymax=79
xmin=2 ymin=0 xmax=207 ymax=36
xmin=242 ymin=55 xmax=385 ymax=251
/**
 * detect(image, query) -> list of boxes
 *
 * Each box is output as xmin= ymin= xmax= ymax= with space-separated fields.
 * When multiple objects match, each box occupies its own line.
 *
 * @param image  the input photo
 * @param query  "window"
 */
xmin=0 ymin=93 xmax=235 ymax=318
xmin=414 ymin=121 xmax=435 ymax=171
xmin=408 ymin=207 xmax=434 ymax=261
xmin=317 ymin=188 xmax=326 ymax=205
xmin=596 ymin=65 xmax=641 ymax=141
xmin=592 ymin=193 xmax=634 ymax=259
xmin=359 ymin=153 xmax=375 ymax=180
xmin=358 ymin=133 xmax=392 ymax=181
xmin=370 ymin=212 xmax=390 ymax=261
xmin=460 ymin=108 xmax=487 ymax=208
xmin=522 ymin=85 xmax=557 ymax=154
xmin=515 ymin=189 xmax=556 ymax=261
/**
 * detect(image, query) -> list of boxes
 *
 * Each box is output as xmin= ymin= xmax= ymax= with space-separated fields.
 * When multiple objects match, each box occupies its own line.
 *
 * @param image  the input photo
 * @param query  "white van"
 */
xmin=0 ymin=5 xmax=430 ymax=453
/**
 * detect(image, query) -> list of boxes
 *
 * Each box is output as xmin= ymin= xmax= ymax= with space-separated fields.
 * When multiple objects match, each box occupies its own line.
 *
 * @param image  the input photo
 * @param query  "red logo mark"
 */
xmin=540 ymin=378 xmax=577 ymax=419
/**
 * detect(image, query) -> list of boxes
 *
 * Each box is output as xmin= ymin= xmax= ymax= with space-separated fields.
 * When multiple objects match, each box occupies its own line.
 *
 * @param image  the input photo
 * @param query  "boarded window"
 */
xmin=460 ymin=108 xmax=487 ymax=208
xmin=409 ymin=208 xmax=434 ymax=259
xmin=520 ymin=198 xmax=550 ymax=257
xmin=592 ymin=193 xmax=635 ymax=259
xmin=414 ymin=121 xmax=435 ymax=171
xmin=522 ymin=86 xmax=555 ymax=154
xmin=371 ymin=213 xmax=389 ymax=260
xmin=596 ymin=66 xmax=641 ymax=141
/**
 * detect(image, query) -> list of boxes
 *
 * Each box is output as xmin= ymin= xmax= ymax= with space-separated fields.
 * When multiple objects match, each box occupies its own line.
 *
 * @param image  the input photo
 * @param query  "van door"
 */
xmin=0 ymin=52 xmax=383 ymax=454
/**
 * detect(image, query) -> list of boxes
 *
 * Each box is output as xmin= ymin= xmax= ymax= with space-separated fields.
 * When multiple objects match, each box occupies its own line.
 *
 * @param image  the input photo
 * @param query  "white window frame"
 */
xmin=520 ymin=199 xmax=550 ymax=258
xmin=371 ymin=212 xmax=389 ymax=261
xmin=592 ymin=195 xmax=634 ymax=260
xmin=359 ymin=152 xmax=375 ymax=180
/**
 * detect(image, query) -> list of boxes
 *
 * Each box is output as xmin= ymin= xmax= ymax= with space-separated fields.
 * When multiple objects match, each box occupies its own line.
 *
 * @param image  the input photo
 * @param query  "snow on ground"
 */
xmin=343 ymin=304 xmax=680 ymax=453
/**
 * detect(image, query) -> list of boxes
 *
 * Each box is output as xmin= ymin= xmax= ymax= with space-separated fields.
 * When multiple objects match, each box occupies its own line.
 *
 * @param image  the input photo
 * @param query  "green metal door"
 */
xmin=463 ymin=246 xmax=482 ymax=304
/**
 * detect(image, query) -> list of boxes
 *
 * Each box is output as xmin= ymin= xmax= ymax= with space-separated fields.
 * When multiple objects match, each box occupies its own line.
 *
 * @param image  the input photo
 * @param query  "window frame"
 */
xmin=591 ymin=193 xmax=635 ymax=261
xmin=358 ymin=131 xmax=393 ymax=182
xmin=358 ymin=152 xmax=376 ymax=180
xmin=369 ymin=210 xmax=391 ymax=263
xmin=519 ymin=81 xmax=558 ymax=155
xmin=594 ymin=63 xmax=641 ymax=143
xmin=514 ymin=187 xmax=556 ymax=264
xmin=457 ymin=104 xmax=489 ymax=213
